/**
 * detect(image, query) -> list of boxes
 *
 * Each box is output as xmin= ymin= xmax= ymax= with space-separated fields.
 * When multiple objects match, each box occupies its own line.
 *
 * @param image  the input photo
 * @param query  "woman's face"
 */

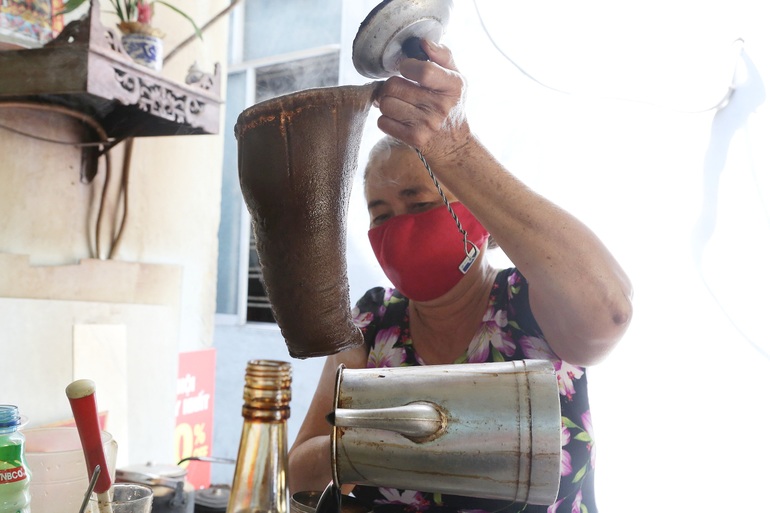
xmin=364 ymin=147 xmax=458 ymax=229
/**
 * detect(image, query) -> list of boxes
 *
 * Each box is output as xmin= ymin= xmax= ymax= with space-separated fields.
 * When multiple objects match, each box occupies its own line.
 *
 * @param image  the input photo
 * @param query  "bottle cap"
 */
xmin=0 ymin=405 xmax=21 ymax=431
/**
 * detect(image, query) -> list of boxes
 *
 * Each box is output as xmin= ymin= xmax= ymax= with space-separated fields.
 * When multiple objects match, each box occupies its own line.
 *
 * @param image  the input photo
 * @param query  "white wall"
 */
xmin=333 ymin=1 xmax=769 ymax=511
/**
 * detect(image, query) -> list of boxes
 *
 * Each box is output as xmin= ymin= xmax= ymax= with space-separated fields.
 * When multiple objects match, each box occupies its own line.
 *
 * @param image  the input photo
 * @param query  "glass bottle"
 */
xmin=227 ymin=360 xmax=292 ymax=513
xmin=0 ymin=405 xmax=31 ymax=513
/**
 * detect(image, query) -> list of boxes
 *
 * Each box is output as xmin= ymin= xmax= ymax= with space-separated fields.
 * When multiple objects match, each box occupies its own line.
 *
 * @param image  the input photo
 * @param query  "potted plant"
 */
xmin=59 ymin=0 xmax=202 ymax=70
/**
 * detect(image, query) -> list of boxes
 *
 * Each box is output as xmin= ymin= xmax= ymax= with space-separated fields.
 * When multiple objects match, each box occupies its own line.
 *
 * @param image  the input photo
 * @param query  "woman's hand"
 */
xmin=376 ymin=41 xmax=473 ymax=166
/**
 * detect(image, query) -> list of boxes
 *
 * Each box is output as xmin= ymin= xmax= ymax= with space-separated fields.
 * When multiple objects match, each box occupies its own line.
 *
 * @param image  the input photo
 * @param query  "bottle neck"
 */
xmin=241 ymin=360 xmax=292 ymax=420
xmin=226 ymin=360 xmax=292 ymax=513
xmin=0 ymin=405 xmax=21 ymax=436
xmin=241 ymin=406 xmax=290 ymax=422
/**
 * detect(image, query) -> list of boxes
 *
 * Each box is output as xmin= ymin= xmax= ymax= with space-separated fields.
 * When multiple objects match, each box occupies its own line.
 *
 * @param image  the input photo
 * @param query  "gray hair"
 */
xmin=363 ymin=135 xmax=413 ymax=183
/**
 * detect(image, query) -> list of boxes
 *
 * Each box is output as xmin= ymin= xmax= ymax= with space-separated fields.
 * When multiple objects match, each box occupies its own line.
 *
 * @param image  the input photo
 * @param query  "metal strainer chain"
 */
xmin=414 ymin=148 xmax=474 ymax=257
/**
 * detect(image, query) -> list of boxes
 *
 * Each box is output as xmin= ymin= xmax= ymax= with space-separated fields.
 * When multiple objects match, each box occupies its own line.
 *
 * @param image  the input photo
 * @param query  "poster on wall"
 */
xmin=0 ymin=0 xmax=63 ymax=49
xmin=175 ymin=347 xmax=216 ymax=489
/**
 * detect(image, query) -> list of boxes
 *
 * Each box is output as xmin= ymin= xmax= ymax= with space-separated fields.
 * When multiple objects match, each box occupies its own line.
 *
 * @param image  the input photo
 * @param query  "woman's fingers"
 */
xmin=376 ymin=43 xmax=467 ymax=151
xmin=377 ymin=77 xmax=446 ymax=145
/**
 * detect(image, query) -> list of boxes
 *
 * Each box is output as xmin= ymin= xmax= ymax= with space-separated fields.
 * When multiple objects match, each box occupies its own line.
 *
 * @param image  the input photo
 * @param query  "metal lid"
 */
xmin=194 ymin=486 xmax=230 ymax=509
xmin=352 ymin=0 xmax=453 ymax=78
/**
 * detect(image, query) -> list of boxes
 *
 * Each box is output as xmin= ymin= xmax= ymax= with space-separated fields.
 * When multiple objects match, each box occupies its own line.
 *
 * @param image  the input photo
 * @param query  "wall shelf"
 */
xmin=0 ymin=0 xmax=222 ymax=140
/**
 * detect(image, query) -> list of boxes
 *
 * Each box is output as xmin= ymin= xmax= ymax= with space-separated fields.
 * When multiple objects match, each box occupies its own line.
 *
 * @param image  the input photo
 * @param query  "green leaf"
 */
xmin=154 ymin=0 xmax=203 ymax=39
xmin=453 ymin=353 xmax=469 ymax=364
xmin=572 ymin=463 xmax=587 ymax=483
xmin=489 ymin=346 xmax=504 ymax=362
xmin=574 ymin=432 xmax=592 ymax=442
xmin=561 ymin=417 xmax=579 ymax=429
xmin=581 ymin=505 xmax=588 ymax=513
xmin=110 ymin=0 xmax=126 ymax=23
xmin=55 ymin=0 xmax=90 ymax=16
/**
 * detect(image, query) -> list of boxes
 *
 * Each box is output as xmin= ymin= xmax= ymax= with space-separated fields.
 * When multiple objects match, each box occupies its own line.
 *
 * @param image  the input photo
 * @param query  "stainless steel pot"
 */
xmin=329 ymin=360 xmax=562 ymax=505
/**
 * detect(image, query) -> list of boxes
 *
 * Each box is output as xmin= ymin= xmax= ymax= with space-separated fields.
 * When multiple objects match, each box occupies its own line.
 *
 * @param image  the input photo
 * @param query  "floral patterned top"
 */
xmin=349 ymin=268 xmax=597 ymax=513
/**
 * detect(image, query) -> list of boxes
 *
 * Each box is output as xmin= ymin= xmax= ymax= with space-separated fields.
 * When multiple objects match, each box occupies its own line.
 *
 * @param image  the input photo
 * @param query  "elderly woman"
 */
xmin=287 ymin=40 xmax=633 ymax=513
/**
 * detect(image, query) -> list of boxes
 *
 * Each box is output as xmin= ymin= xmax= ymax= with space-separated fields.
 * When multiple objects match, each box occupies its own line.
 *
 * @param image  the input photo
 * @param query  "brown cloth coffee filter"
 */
xmin=235 ymin=82 xmax=381 ymax=358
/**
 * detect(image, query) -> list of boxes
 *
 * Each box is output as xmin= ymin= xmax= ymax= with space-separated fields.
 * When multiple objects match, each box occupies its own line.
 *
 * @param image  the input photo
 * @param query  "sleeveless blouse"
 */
xmin=349 ymin=268 xmax=597 ymax=513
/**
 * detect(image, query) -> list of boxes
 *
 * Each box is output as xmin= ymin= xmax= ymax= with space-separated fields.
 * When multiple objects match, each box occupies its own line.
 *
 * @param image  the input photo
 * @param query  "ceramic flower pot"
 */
xmin=121 ymin=32 xmax=164 ymax=71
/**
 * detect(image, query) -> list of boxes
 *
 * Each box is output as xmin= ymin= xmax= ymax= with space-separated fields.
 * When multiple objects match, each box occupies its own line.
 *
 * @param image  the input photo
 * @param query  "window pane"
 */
xmin=243 ymin=0 xmax=342 ymax=61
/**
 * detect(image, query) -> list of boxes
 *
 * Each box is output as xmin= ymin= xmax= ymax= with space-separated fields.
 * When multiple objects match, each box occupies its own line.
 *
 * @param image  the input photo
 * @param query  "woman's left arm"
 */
xmin=376 ymin=41 xmax=633 ymax=366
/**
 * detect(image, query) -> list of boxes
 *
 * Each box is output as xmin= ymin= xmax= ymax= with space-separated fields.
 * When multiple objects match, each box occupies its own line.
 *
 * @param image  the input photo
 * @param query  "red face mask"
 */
xmin=368 ymin=202 xmax=490 ymax=301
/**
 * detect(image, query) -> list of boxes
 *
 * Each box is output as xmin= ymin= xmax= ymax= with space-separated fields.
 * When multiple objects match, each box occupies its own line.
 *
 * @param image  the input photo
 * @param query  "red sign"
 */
xmin=175 ymin=348 xmax=216 ymax=489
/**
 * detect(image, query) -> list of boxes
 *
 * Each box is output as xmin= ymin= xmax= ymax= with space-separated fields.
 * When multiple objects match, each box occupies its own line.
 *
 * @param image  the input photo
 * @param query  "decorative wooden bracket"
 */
xmin=0 ymin=0 xmax=222 ymax=143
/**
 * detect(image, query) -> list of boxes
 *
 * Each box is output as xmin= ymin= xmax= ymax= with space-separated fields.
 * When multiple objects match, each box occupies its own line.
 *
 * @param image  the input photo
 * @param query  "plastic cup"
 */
xmin=87 ymin=483 xmax=153 ymax=513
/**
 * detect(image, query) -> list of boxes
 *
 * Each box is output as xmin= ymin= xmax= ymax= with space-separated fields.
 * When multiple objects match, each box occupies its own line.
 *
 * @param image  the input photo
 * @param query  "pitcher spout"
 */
xmin=329 ymin=401 xmax=447 ymax=442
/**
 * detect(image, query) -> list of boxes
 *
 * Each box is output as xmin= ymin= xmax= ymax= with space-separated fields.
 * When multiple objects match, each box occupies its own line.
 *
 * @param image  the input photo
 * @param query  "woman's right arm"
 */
xmin=288 ymin=344 xmax=368 ymax=493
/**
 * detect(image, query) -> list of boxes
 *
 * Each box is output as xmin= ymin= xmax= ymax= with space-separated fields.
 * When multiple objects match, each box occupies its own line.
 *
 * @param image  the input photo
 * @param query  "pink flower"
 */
xmin=520 ymin=335 xmax=558 ymax=361
xmin=466 ymin=306 xmax=517 ymax=363
xmin=507 ymin=271 xmax=523 ymax=297
xmin=547 ymin=498 xmax=565 ymax=513
xmin=137 ymin=1 xmax=153 ymax=24
xmin=553 ymin=360 xmax=584 ymax=401
xmin=571 ymin=489 xmax=583 ymax=513
xmin=368 ymin=326 xmax=406 ymax=367
xmin=560 ymin=424 xmax=572 ymax=476
xmin=383 ymin=288 xmax=397 ymax=303
xmin=581 ymin=410 xmax=596 ymax=469
xmin=375 ymin=488 xmax=430 ymax=511
xmin=465 ymin=335 xmax=490 ymax=362
xmin=520 ymin=336 xmax=585 ymax=400
xmin=379 ymin=288 xmax=403 ymax=317
xmin=351 ymin=306 xmax=374 ymax=329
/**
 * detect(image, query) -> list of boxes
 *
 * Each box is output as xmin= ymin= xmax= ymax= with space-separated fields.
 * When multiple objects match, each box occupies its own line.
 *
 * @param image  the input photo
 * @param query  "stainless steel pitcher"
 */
xmin=330 ymin=360 xmax=562 ymax=505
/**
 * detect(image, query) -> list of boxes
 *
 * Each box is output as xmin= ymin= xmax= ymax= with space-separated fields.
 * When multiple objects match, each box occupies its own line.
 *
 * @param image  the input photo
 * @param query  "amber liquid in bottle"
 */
xmin=227 ymin=360 xmax=292 ymax=513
